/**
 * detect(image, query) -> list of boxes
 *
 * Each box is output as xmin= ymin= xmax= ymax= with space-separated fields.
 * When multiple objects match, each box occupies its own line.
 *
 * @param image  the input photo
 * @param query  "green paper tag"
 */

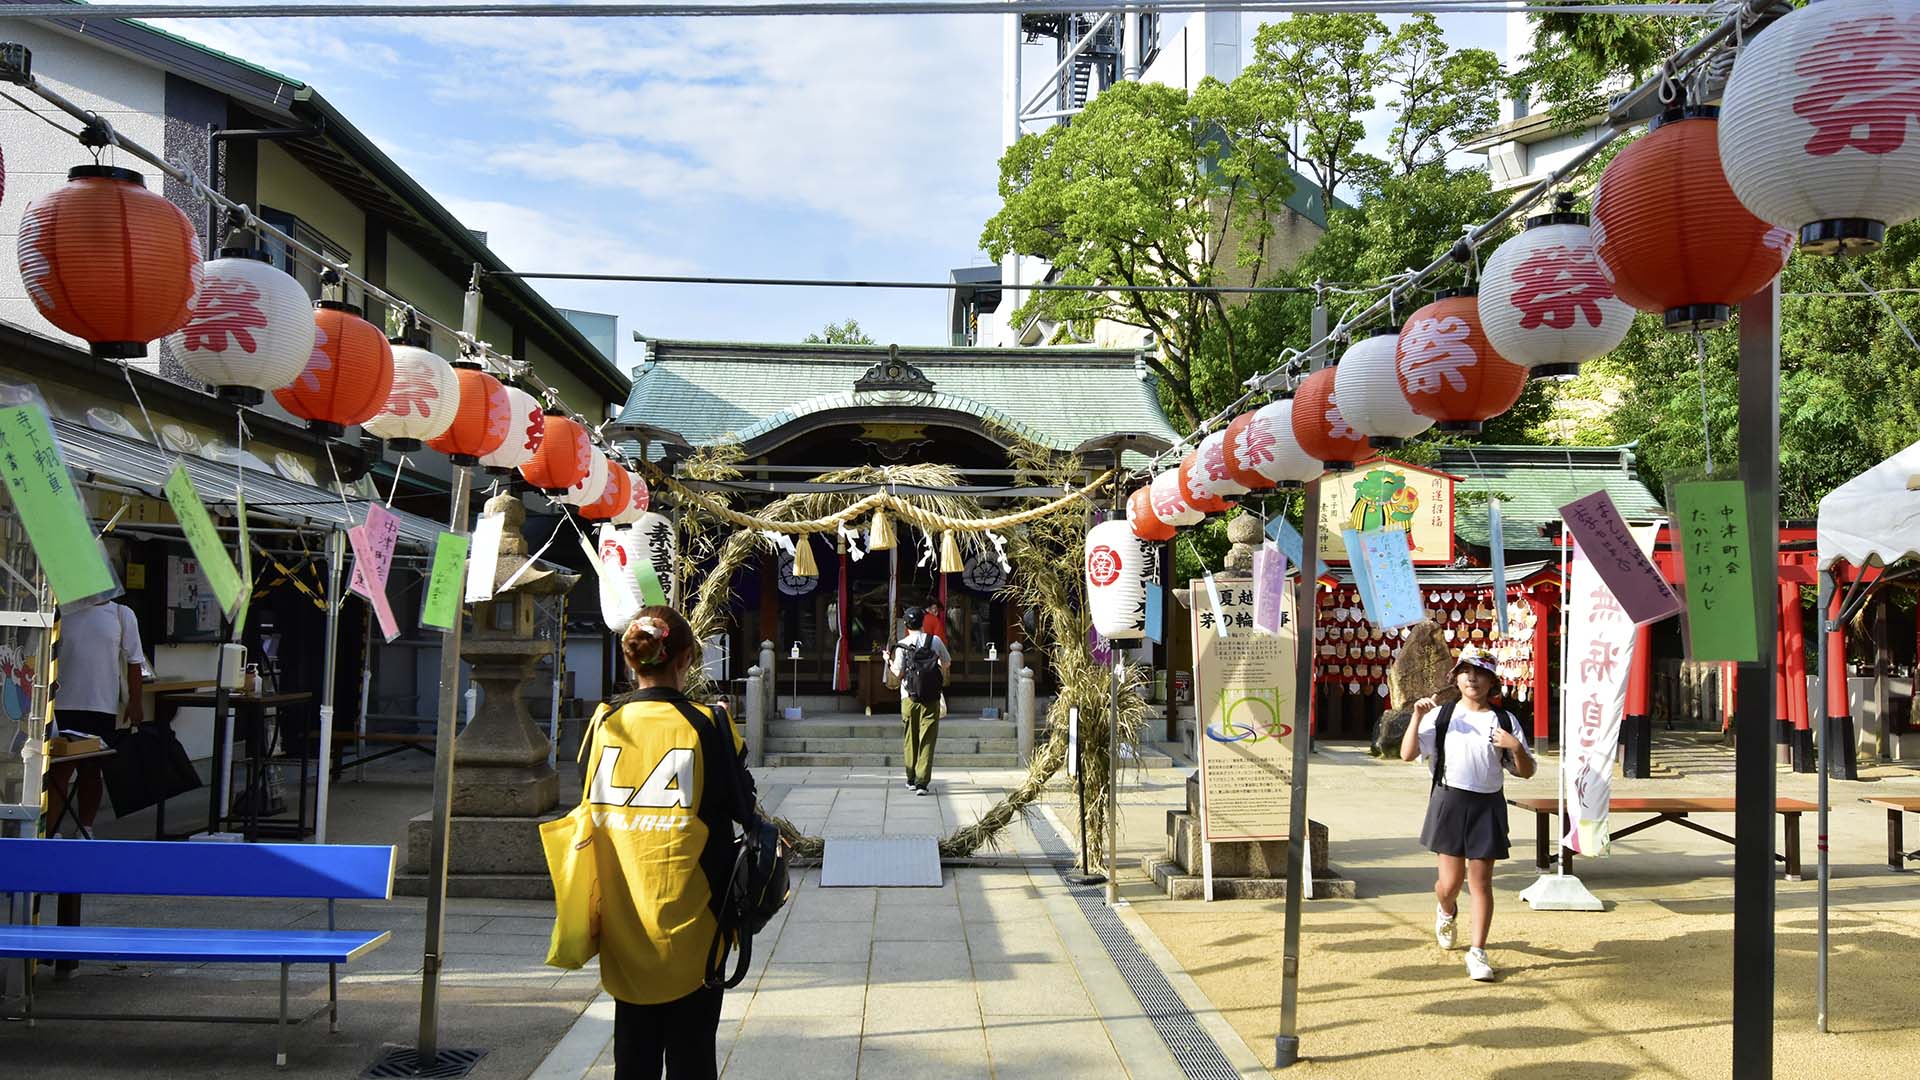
xmin=0 ymin=405 xmax=115 ymax=605
xmin=634 ymin=553 xmax=668 ymax=607
xmin=421 ymin=531 xmax=471 ymax=632
xmin=163 ymin=462 xmax=245 ymax=620
xmin=1672 ymin=480 xmax=1759 ymax=662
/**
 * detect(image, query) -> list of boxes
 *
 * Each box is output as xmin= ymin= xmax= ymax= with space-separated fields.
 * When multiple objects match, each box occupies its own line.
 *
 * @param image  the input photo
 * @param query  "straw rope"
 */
xmin=655 ymin=469 xmax=1115 ymax=535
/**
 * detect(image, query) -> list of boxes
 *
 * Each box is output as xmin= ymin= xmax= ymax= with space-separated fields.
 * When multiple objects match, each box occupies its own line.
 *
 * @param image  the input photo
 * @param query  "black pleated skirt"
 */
xmin=1419 ymin=785 xmax=1511 ymax=861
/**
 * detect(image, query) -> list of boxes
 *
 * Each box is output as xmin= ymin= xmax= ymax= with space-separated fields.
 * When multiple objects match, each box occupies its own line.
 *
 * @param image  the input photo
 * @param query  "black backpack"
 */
xmin=668 ymin=698 xmax=792 ymax=990
xmin=899 ymin=636 xmax=944 ymax=706
xmin=1430 ymin=700 xmax=1521 ymax=791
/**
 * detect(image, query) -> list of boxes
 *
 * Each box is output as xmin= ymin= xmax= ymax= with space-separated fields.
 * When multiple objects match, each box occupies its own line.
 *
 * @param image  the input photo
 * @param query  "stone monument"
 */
xmin=400 ymin=493 xmax=579 ymax=898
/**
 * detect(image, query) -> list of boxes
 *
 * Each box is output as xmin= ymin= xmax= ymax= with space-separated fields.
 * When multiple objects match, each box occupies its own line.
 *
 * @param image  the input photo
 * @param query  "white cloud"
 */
xmin=441 ymin=197 xmax=698 ymax=278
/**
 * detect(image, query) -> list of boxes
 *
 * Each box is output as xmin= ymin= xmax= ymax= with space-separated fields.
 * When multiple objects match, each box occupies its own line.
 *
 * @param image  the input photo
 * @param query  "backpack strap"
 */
xmin=1430 ymin=701 xmax=1456 ymax=791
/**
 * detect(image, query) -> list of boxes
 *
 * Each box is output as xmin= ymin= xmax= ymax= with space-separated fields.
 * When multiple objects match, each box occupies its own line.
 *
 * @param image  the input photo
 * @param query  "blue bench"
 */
xmin=0 ymin=837 xmax=395 ymax=1067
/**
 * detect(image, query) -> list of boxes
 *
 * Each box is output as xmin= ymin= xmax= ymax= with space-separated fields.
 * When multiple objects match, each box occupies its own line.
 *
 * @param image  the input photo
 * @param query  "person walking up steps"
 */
xmin=1399 ymin=645 xmax=1535 ymax=982
xmin=884 ymin=605 xmax=949 ymax=796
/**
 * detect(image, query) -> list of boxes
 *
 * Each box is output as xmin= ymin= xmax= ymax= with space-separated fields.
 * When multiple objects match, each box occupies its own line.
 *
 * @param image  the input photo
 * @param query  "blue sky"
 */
xmin=153 ymin=6 xmax=1509 ymax=378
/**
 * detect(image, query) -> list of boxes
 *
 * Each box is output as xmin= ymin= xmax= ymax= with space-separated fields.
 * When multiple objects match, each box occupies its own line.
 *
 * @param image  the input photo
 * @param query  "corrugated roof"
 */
xmin=1437 ymin=445 xmax=1667 ymax=554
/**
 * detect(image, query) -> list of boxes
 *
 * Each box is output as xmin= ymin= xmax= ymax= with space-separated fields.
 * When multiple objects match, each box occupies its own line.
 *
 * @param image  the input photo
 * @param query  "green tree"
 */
xmin=1242 ymin=13 xmax=1385 ymax=212
xmin=803 ymin=318 xmax=875 ymax=345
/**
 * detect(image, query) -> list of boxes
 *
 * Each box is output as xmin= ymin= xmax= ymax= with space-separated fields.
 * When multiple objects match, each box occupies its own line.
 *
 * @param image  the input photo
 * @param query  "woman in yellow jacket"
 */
xmin=586 ymin=605 xmax=756 ymax=1079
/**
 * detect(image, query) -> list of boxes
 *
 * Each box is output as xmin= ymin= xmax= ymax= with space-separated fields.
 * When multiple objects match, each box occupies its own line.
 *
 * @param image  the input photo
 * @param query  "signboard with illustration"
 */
xmin=1192 ymin=577 xmax=1297 ymax=844
xmin=1315 ymin=458 xmax=1457 ymax=566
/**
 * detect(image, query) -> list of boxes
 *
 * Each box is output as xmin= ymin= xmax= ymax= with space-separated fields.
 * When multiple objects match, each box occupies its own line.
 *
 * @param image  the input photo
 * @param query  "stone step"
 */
xmin=762 ymin=736 xmax=1020 ymax=755
xmin=767 ymin=719 xmax=1016 ymax=740
xmin=762 ymin=752 xmax=1026 ymax=768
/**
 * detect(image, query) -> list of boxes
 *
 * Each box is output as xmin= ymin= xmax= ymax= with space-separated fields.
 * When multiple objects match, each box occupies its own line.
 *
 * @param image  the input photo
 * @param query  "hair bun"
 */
xmin=622 ymin=616 xmax=669 ymax=667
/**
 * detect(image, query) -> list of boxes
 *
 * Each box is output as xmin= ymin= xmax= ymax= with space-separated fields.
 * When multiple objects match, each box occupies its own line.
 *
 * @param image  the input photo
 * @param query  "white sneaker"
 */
xmin=1465 ymin=947 xmax=1495 ymax=982
xmin=1435 ymin=906 xmax=1457 ymax=950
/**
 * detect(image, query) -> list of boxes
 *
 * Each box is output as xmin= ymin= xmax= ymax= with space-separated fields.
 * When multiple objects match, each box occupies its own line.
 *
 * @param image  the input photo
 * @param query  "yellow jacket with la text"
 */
xmin=582 ymin=688 xmax=754 ymax=1005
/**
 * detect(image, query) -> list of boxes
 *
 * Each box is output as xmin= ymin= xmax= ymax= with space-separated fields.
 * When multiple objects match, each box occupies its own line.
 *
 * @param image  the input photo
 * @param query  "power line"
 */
xmin=0 ymin=2 xmax=1728 ymax=21
xmin=487 ymin=270 xmax=1320 ymax=295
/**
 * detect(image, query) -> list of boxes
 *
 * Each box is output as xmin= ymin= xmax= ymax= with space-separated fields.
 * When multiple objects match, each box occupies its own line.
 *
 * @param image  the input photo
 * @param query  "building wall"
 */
xmin=255 ymin=141 xmax=367 ymax=281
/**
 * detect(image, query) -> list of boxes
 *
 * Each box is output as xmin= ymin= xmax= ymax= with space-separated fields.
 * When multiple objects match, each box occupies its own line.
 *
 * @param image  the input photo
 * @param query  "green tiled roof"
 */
xmin=617 ymin=340 xmax=1179 ymax=455
xmin=1436 ymin=445 xmax=1667 ymax=554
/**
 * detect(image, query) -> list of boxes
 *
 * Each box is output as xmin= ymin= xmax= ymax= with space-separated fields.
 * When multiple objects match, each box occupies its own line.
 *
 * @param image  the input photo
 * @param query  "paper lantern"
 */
xmin=581 ymin=462 xmax=633 ymax=521
xmin=560 ymin=447 xmax=611 ymax=507
xmin=1128 ymin=485 xmax=1176 ymax=542
xmin=1086 ymin=519 xmax=1151 ymax=641
xmin=1236 ymin=400 xmax=1322 ymax=488
xmin=1394 ymin=291 xmax=1528 ymax=435
xmin=363 ymin=342 xmax=459 ymax=451
xmin=1177 ymin=429 xmax=1249 ymax=514
xmin=519 ymin=411 xmax=591 ymax=494
xmin=17 ymin=165 xmax=202 ymax=358
xmin=630 ymin=511 xmax=678 ymax=603
xmin=1720 ymin=0 xmax=1920 ymax=256
xmin=612 ymin=468 xmax=652 ymax=525
xmin=596 ymin=523 xmax=642 ymax=633
xmin=1222 ymin=412 xmax=1278 ymax=491
xmin=479 ymin=382 xmax=544 ymax=475
xmin=275 ymin=301 xmax=394 ymax=436
xmin=1291 ymin=369 xmax=1371 ymax=467
xmin=166 ymin=242 xmax=315 ymax=405
xmin=424 ymin=364 xmax=512 ymax=465
xmin=1148 ymin=469 xmax=1204 ymax=528
xmin=1591 ymin=107 xmax=1794 ymax=331
xmin=1333 ymin=328 xmax=1432 ymax=448
xmin=1478 ymin=208 xmax=1634 ymax=378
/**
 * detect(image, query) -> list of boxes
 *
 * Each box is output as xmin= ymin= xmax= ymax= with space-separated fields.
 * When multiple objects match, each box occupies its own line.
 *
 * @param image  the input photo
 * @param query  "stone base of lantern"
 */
xmin=1142 ymin=772 xmax=1356 ymax=901
xmin=396 ymin=810 xmax=566 ymax=899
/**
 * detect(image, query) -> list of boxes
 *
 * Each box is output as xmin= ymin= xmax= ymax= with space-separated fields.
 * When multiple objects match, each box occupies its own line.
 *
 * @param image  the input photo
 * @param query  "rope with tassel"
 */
xmin=652 ymin=469 xmax=1116 ymax=537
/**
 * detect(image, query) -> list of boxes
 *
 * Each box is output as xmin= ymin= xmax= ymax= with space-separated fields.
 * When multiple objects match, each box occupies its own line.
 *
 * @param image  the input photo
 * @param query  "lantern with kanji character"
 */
xmin=612 ymin=468 xmax=652 ymax=525
xmin=425 ymin=363 xmax=513 ymax=465
xmin=1591 ymin=107 xmax=1793 ymax=331
xmin=1148 ymin=469 xmax=1204 ymax=528
xmin=17 ymin=165 xmax=201 ymax=358
xmin=363 ymin=342 xmax=459 ymax=451
xmin=559 ymin=446 xmax=610 ymax=507
xmin=1478 ymin=205 xmax=1634 ymax=378
xmin=581 ymin=462 xmax=633 ymax=521
xmin=1720 ymin=0 xmax=1920 ymax=256
xmin=1333 ymin=328 xmax=1432 ymax=448
xmin=1177 ymin=430 xmax=1247 ymax=513
xmin=630 ymin=511 xmax=678 ymax=603
xmin=519 ymin=411 xmax=591 ymax=494
xmin=1234 ymin=400 xmax=1322 ymax=488
xmin=274 ymin=301 xmax=394 ymax=436
xmin=1086 ymin=519 xmax=1151 ymax=641
xmin=1291 ymin=369 xmax=1371 ymax=468
xmin=1394 ymin=290 xmax=1528 ymax=435
xmin=1127 ymin=484 xmax=1176 ymax=542
xmin=1222 ymin=412 xmax=1277 ymax=491
xmin=478 ymin=382 xmax=544 ymax=476
xmin=597 ymin=522 xmax=642 ymax=633
xmin=166 ymin=238 xmax=315 ymax=405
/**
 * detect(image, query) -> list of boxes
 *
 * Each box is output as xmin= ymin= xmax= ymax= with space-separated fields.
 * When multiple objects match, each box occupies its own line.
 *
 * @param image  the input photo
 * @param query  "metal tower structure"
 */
xmin=1002 ymin=9 xmax=1160 ymax=147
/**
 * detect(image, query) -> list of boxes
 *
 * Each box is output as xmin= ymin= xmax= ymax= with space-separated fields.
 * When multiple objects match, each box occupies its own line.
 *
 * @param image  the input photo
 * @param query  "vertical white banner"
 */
xmin=1563 ymin=539 xmax=1636 ymax=855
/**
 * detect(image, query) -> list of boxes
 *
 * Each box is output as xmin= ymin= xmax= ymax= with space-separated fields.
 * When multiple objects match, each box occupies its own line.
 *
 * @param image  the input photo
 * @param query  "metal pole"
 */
xmin=1733 ymin=279 xmax=1781 ymax=1079
xmin=1122 ymin=7 xmax=1141 ymax=82
xmin=1106 ymin=450 xmax=1123 ymax=906
xmin=1815 ymin=569 xmax=1831 ymax=1033
xmin=1275 ymin=297 xmax=1326 ymax=1069
xmin=356 ymin=607 xmax=373 ymax=783
xmin=314 ymin=528 xmax=344 ymax=843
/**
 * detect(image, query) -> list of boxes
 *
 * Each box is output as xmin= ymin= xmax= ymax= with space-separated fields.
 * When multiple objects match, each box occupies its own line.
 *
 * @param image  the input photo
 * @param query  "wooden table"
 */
xmin=1860 ymin=797 xmax=1920 ymax=872
xmin=1507 ymin=796 xmax=1819 ymax=881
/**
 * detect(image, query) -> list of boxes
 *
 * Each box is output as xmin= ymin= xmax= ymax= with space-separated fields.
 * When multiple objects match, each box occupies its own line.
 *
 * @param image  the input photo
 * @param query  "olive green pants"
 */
xmin=902 ymin=700 xmax=940 ymax=788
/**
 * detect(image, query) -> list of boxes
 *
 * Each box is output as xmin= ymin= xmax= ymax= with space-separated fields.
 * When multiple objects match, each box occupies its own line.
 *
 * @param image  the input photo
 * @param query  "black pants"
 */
xmin=614 ymin=986 xmax=724 ymax=1080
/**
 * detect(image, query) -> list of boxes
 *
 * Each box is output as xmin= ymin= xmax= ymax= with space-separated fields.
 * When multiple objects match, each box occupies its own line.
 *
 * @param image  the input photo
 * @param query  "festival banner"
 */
xmin=1563 ymin=539 xmax=1637 ymax=855
xmin=1559 ymin=490 xmax=1682 ymax=626
xmin=1194 ymin=577 xmax=1297 ymax=844
xmin=0 ymin=404 xmax=117 ymax=605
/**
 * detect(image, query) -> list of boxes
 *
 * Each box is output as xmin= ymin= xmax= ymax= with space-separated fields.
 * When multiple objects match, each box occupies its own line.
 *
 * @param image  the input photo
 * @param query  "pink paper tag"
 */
xmin=1252 ymin=540 xmax=1289 ymax=634
xmin=349 ymin=502 xmax=400 ymax=600
xmin=1558 ymin=490 xmax=1681 ymax=626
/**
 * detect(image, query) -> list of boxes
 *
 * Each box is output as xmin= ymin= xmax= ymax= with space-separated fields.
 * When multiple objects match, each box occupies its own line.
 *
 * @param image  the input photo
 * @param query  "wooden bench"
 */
xmin=0 ymin=838 xmax=394 ymax=1067
xmin=1860 ymin=797 xmax=1920 ymax=872
xmin=1506 ymin=797 xmax=1818 ymax=881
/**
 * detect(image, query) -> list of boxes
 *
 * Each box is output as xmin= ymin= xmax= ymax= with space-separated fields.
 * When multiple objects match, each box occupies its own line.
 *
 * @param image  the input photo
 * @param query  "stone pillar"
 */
xmin=1007 ymin=642 xmax=1025 ymax=725
xmin=759 ymin=640 xmax=777 ymax=720
xmin=744 ymin=666 xmax=766 ymax=768
xmin=1018 ymin=667 xmax=1037 ymax=765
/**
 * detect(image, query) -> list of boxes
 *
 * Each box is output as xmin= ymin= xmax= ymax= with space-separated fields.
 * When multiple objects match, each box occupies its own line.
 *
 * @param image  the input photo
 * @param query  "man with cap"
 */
xmin=883 ymin=606 xmax=950 ymax=796
xmin=1399 ymin=645 xmax=1535 ymax=981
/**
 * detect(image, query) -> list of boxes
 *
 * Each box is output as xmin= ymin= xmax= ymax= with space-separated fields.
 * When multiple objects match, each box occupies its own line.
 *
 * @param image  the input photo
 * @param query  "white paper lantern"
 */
xmin=559 ymin=447 xmax=610 ymax=507
xmin=1332 ymin=329 xmax=1433 ymax=447
xmin=597 ymin=523 xmax=642 ymax=633
xmin=167 ymin=249 xmax=316 ymax=406
xmin=1148 ymin=469 xmax=1204 ymax=527
xmin=1478 ymin=211 xmax=1634 ymax=378
xmin=630 ymin=511 xmax=677 ymax=604
xmin=1189 ymin=430 xmax=1249 ymax=501
xmin=364 ymin=343 xmax=459 ymax=451
xmin=1086 ymin=519 xmax=1151 ymax=641
xmin=611 ymin=469 xmax=652 ymax=525
xmin=1720 ymin=0 xmax=1920 ymax=256
xmin=1240 ymin=399 xmax=1323 ymax=488
xmin=480 ymin=383 xmax=545 ymax=474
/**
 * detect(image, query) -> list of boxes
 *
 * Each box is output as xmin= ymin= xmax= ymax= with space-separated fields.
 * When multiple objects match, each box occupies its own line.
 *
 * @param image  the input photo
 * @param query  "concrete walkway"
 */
xmin=533 ymin=764 xmax=1267 ymax=1079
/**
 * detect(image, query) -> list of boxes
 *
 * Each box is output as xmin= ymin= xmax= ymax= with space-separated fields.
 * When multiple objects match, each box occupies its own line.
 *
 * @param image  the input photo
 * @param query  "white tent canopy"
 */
xmin=1816 ymin=436 xmax=1920 ymax=570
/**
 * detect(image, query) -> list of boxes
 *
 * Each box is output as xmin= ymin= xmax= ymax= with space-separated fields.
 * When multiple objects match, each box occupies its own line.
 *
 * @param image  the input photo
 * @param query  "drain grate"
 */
xmin=1029 ymin=813 xmax=1242 ymax=1080
xmin=363 ymin=1046 xmax=487 ymax=1079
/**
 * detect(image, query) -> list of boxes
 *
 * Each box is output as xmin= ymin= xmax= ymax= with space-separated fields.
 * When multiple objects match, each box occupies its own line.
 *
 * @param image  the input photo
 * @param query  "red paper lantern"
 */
xmin=1128 ymin=485 xmax=1176 ymax=541
xmin=1395 ymin=290 xmax=1528 ymax=435
xmin=581 ymin=463 xmax=633 ymax=521
xmin=274 ymin=301 xmax=395 ymax=436
xmin=1178 ymin=429 xmax=1248 ymax=513
xmin=1222 ymin=412 xmax=1278 ymax=491
xmin=1591 ymin=107 xmax=1794 ymax=331
xmin=480 ymin=382 xmax=544 ymax=475
xmin=1290 ymin=369 xmax=1371 ymax=468
xmin=520 ymin=411 xmax=592 ymax=495
xmin=613 ymin=468 xmax=652 ymax=525
xmin=427 ymin=364 xmax=513 ymax=465
xmin=17 ymin=165 xmax=202 ymax=358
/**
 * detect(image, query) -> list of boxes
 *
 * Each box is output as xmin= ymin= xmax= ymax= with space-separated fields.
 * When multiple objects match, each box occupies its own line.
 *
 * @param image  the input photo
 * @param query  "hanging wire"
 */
xmin=1693 ymin=332 xmax=1715 ymax=476
xmin=1846 ymin=271 xmax=1920 ymax=360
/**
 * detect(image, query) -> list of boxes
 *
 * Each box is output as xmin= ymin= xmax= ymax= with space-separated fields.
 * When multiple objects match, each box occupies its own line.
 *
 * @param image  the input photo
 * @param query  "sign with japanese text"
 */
xmin=1562 ymin=539 xmax=1638 ymax=856
xmin=1264 ymin=515 xmax=1330 ymax=580
xmin=1559 ymin=490 xmax=1680 ymax=626
xmin=0 ymin=405 xmax=116 ymax=605
xmin=348 ymin=502 xmax=400 ymax=601
xmin=1252 ymin=540 xmax=1288 ymax=635
xmin=346 ymin=524 xmax=400 ymax=642
xmin=1672 ymin=481 xmax=1760 ymax=662
xmin=420 ymin=531 xmax=470 ymax=632
xmin=162 ymin=462 xmax=244 ymax=620
xmin=1193 ymin=577 xmax=1297 ymax=844
xmin=1355 ymin=527 xmax=1424 ymax=630
xmin=1317 ymin=460 xmax=1456 ymax=566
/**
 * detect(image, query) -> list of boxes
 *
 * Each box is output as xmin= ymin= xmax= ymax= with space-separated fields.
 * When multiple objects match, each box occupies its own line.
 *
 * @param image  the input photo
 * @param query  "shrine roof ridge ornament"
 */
xmin=854 ymin=346 xmax=935 ymax=394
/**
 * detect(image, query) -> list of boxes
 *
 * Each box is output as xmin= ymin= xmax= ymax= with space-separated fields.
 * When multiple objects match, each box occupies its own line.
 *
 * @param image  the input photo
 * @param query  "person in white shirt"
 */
xmin=1399 ymin=646 xmax=1535 ymax=982
xmin=883 ymin=606 xmax=950 ymax=796
xmin=47 ymin=596 xmax=146 ymax=833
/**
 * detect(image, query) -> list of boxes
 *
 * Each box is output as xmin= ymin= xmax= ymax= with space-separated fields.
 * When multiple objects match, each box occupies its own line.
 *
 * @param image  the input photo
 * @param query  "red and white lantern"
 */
xmin=167 ymin=242 xmax=315 ymax=405
xmin=1086 ymin=519 xmax=1152 ymax=641
xmin=1177 ymin=430 xmax=1247 ymax=512
xmin=1720 ymin=0 xmax=1920 ymax=256
xmin=1222 ymin=412 xmax=1278 ymax=491
xmin=559 ymin=447 xmax=610 ymax=507
xmin=1235 ymin=400 xmax=1322 ymax=488
xmin=1395 ymin=290 xmax=1528 ymax=434
xmin=275 ymin=302 xmax=394 ymax=436
xmin=364 ymin=342 xmax=459 ymax=451
xmin=630 ymin=511 xmax=678 ymax=603
xmin=1127 ymin=485 xmax=1175 ymax=542
xmin=1333 ymin=328 xmax=1432 ymax=448
xmin=479 ymin=382 xmax=544 ymax=475
xmin=581 ymin=462 xmax=633 ymax=521
xmin=520 ymin=412 xmax=591 ymax=494
xmin=612 ymin=469 xmax=653 ymax=525
xmin=1291 ymin=368 xmax=1371 ymax=467
xmin=425 ymin=364 xmax=513 ymax=465
xmin=1478 ymin=207 xmax=1634 ymax=378
xmin=597 ymin=523 xmax=642 ymax=633
xmin=1148 ymin=469 xmax=1204 ymax=528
